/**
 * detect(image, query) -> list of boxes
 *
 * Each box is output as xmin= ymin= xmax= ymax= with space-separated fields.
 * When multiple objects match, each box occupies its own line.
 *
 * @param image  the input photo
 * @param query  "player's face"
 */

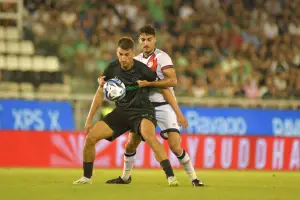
xmin=117 ymin=47 xmax=134 ymax=69
xmin=139 ymin=33 xmax=156 ymax=54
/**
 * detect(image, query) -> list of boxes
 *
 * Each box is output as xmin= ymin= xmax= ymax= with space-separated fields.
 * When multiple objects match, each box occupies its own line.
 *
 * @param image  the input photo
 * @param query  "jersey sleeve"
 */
xmin=140 ymin=63 xmax=157 ymax=82
xmin=102 ymin=62 xmax=115 ymax=81
xmin=158 ymin=52 xmax=174 ymax=71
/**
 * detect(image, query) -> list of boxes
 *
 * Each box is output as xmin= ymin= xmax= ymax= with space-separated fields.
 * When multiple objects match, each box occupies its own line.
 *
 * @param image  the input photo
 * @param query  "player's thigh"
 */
xmin=126 ymin=131 xmax=142 ymax=150
xmin=155 ymin=105 xmax=180 ymax=140
xmin=139 ymin=118 xmax=157 ymax=143
xmin=86 ymin=121 xmax=113 ymax=144
xmin=102 ymin=108 xmax=131 ymax=141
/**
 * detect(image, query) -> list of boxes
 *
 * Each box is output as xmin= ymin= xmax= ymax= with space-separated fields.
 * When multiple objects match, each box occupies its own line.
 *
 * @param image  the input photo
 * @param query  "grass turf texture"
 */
xmin=0 ymin=168 xmax=299 ymax=200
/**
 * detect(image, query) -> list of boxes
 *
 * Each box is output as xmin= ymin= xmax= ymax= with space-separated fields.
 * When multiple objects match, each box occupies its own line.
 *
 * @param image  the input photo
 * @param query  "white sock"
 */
xmin=178 ymin=150 xmax=198 ymax=181
xmin=121 ymin=152 xmax=136 ymax=181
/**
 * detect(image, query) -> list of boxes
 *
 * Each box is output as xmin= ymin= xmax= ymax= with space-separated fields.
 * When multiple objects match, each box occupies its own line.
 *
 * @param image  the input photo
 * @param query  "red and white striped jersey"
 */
xmin=134 ymin=48 xmax=176 ymax=103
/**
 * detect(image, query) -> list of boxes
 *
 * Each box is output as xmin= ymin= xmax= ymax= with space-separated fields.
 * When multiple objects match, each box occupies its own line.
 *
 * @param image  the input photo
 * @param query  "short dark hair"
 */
xmin=139 ymin=25 xmax=156 ymax=36
xmin=118 ymin=37 xmax=134 ymax=50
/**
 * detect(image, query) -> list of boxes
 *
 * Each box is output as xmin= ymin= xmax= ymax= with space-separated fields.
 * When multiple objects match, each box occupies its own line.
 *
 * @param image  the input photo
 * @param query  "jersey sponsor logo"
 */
xmin=147 ymin=61 xmax=153 ymax=67
xmin=147 ymin=54 xmax=158 ymax=72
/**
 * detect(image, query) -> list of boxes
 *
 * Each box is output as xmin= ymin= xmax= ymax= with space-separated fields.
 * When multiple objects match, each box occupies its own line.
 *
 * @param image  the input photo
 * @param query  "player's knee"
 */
xmin=169 ymin=142 xmax=182 ymax=156
xmin=143 ymin=134 xmax=159 ymax=146
xmin=85 ymin=134 xmax=98 ymax=147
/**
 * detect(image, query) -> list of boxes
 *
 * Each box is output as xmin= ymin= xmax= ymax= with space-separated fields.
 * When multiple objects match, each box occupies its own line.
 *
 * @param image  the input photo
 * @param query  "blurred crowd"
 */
xmin=3 ymin=0 xmax=300 ymax=98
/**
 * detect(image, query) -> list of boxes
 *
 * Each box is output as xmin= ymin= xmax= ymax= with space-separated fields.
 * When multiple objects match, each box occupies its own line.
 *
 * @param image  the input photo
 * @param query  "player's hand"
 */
xmin=84 ymin=120 xmax=93 ymax=135
xmin=137 ymin=80 xmax=151 ymax=87
xmin=97 ymin=76 xmax=106 ymax=88
xmin=177 ymin=113 xmax=188 ymax=129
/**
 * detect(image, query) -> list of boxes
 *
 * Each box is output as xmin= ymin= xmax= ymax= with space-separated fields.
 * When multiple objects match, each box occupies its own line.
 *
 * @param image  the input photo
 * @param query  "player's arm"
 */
xmin=137 ymin=54 xmax=177 ymax=88
xmin=154 ymin=67 xmax=178 ymax=87
xmin=87 ymin=69 xmax=111 ymax=123
xmin=85 ymin=63 xmax=112 ymax=134
xmin=160 ymin=88 xmax=188 ymax=129
xmin=139 ymin=67 xmax=177 ymax=88
xmin=85 ymin=85 xmax=104 ymax=135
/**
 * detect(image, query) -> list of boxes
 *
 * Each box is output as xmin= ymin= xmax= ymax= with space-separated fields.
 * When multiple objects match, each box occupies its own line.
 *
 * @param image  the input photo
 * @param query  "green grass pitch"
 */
xmin=1 ymin=168 xmax=299 ymax=200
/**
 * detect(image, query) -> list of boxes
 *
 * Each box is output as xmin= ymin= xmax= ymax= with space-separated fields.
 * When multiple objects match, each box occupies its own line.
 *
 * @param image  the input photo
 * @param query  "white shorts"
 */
xmin=155 ymin=103 xmax=180 ymax=140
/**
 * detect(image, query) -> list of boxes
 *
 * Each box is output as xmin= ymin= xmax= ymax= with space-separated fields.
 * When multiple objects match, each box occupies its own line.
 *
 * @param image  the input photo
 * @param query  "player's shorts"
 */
xmin=102 ymin=107 xmax=156 ymax=141
xmin=152 ymin=102 xmax=180 ymax=140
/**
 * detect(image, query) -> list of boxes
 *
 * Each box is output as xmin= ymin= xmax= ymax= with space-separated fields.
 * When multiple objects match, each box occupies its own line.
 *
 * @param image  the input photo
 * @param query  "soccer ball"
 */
xmin=103 ymin=78 xmax=126 ymax=101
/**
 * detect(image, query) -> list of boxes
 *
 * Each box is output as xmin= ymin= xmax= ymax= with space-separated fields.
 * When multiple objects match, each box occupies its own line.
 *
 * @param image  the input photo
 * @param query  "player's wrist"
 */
xmin=175 ymin=110 xmax=183 ymax=116
xmin=148 ymin=81 xmax=154 ymax=87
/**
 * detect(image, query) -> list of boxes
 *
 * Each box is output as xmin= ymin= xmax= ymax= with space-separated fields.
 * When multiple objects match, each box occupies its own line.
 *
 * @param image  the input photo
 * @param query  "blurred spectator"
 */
xmin=288 ymin=18 xmax=300 ymax=36
xmin=243 ymin=74 xmax=260 ymax=99
xmin=179 ymin=2 xmax=194 ymax=21
xmin=265 ymin=0 xmax=282 ymax=16
xmin=220 ymin=53 xmax=239 ymax=73
xmin=263 ymin=17 xmax=279 ymax=40
xmin=241 ymin=26 xmax=260 ymax=48
xmin=21 ymin=0 xmax=300 ymax=100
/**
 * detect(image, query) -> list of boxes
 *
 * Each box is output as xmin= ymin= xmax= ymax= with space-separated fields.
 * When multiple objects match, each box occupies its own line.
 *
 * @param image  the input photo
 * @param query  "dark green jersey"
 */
xmin=103 ymin=59 xmax=157 ymax=109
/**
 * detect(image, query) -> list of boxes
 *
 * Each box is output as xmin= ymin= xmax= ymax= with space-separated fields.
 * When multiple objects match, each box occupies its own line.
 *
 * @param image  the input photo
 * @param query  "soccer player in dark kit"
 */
xmin=73 ymin=37 xmax=180 ymax=186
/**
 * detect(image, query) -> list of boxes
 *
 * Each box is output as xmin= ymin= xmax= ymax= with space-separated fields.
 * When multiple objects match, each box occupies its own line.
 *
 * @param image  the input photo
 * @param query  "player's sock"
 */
xmin=83 ymin=161 xmax=94 ymax=179
xmin=160 ymin=159 xmax=175 ymax=178
xmin=121 ymin=152 xmax=136 ymax=181
xmin=177 ymin=150 xmax=198 ymax=181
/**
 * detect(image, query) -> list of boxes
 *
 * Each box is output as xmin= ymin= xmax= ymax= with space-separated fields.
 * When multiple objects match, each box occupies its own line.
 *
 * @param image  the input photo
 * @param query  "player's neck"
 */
xmin=121 ymin=60 xmax=134 ymax=71
xmin=143 ymin=48 xmax=155 ymax=58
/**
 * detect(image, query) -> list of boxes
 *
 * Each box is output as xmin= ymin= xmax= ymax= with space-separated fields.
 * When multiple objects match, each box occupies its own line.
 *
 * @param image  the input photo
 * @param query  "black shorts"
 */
xmin=102 ymin=107 xmax=156 ymax=141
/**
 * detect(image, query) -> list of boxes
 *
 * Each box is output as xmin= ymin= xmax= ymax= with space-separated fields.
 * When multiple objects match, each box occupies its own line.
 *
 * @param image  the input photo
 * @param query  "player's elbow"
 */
xmin=169 ymin=78 xmax=177 ymax=87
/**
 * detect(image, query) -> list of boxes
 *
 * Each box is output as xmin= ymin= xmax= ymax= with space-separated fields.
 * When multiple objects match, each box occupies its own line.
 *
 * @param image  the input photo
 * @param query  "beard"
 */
xmin=143 ymin=47 xmax=154 ymax=56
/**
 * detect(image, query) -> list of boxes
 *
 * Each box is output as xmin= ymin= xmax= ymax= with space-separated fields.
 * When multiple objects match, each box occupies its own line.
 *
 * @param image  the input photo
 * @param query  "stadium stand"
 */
xmin=0 ymin=0 xmax=300 ymax=111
